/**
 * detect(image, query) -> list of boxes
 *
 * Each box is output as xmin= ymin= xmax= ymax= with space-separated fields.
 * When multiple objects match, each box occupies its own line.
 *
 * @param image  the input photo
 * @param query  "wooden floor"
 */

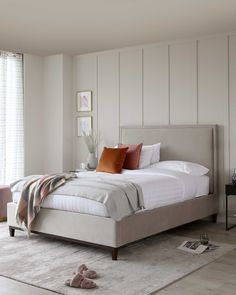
xmin=0 ymin=221 xmax=235 ymax=295
xmin=155 ymin=221 xmax=236 ymax=295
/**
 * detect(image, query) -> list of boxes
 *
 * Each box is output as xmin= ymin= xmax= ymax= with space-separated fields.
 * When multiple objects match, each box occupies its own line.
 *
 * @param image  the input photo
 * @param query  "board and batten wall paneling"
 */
xmin=198 ymin=36 xmax=229 ymax=212
xmin=98 ymin=52 xmax=119 ymax=151
xmin=120 ymin=49 xmax=143 ymax=127
xmin=72 ymin=34 xmax=236 ymax=219
xmin=170 ymin=41 xmax=197 ymax=124
xmin=143 ymin=44 xmax=169 ymax=125
xmin=73 ymin=54 xmax=97 ymax=167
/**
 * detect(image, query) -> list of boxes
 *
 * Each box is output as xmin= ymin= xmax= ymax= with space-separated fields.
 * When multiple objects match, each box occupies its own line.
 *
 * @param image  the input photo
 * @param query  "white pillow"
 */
xmin=139 ymin=146 xmax=153 ymax=168
xmin=149 ymin=143 xmax=161 ymax=164
xmin=155 ymin=161 xmax=209 ymax=176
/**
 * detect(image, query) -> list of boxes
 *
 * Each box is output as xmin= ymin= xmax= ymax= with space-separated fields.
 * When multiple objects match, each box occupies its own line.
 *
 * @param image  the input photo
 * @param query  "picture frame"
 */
xmin=77 ymin=116 xmax=92 ymax=136
xmin=77 ymin=91 xmax=92 ymax=112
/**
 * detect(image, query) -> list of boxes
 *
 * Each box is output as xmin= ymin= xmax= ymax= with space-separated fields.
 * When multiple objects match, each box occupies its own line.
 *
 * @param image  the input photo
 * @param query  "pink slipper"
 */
xmin=74 ymin=264 xmax=97 ymax=279
xmin=65 ymin=273 xmax=96 ymax=289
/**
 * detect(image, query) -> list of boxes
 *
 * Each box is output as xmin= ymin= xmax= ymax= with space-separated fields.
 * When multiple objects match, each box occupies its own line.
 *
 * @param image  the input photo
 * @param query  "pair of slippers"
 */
xmin=65 ymin=264 xmax=97 ymax=289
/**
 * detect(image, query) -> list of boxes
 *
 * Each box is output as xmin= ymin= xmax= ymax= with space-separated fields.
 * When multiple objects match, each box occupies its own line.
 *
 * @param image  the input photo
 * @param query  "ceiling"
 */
xmin=1 ymin=0 xmax=236 ymax=56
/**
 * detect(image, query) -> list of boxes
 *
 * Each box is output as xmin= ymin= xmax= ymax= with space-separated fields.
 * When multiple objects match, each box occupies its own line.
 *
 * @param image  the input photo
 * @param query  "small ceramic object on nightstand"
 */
xmin=0 ymin=185 xmax=12 ymax=222
xmin=69 ymin=163 xmax=95 ymax=174
xmin=80 ymin=163 xmax=87 ymax=170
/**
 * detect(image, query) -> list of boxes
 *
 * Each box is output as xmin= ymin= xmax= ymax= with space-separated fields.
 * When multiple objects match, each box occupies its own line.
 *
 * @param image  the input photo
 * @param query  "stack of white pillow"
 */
xmin=115 ymin=142 xmax=209 ymax=176
xmin=139 ymin=143 xmax=160 ymax=168
xmin=139 ymin=143 xmax=209 ymax=176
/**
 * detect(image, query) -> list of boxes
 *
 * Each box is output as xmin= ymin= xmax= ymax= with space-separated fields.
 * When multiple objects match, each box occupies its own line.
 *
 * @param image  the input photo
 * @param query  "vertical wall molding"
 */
xmin=227 ymin=35 xmax=231 ymax=180
xmin=196 ymin=40 xmax=199 ymax=124
xmin=168 ymin=44 xmax=171 ymax=125
xmin=142 ymin=48 xmax=144 ymax=127
xmin=118 ymin=52 xmax=121 ymax=142
xmin=96 ymin=55 xmax=99 ymax=138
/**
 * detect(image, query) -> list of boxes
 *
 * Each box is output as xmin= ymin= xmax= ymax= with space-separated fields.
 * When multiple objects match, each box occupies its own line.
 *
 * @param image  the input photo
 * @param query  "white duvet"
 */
xmin=13 ymin=165 xmax=209 ymax=218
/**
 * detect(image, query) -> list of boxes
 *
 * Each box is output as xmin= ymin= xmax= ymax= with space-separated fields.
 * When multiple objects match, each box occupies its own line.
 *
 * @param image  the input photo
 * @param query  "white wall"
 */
xmin=73 ymin=33 xmax=236 ymax=219
xmin=24 ymin=54 xmax=44 ymax=175
xmin=43 ymin=55 xmax=64 ymax=173
xmin=43 ymin=54 xmax=74 ymax=173
xmin=62 ymin=55 xmax=73 ymax=172
xmin=24 ymin=54 xmax=73 ymax=174
xmin=73 ymin=55 xmax=98 ymax=167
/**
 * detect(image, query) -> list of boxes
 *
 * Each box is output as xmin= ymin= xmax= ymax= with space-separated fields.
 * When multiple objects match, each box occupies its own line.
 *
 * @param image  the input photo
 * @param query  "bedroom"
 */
xmin=0 ymin=0 xmax=236 ymax=294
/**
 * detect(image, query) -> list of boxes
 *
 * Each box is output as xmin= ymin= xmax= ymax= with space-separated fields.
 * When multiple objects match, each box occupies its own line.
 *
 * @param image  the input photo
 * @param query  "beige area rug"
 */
xmin=0 ymin=222 xmax=235 ymax=295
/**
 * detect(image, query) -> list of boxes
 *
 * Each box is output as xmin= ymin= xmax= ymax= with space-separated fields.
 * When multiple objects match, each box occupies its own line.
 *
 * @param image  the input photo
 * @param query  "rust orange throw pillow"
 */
xmin=96 ymin=147 xmax=128 ymax=174
xmin=118 ymin=143 xmax=143 ymax=170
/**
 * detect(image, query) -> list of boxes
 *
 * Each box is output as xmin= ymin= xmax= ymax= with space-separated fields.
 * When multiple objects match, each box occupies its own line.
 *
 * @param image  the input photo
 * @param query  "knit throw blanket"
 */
xmin=14 ymin=174 xmax=73 ymax=233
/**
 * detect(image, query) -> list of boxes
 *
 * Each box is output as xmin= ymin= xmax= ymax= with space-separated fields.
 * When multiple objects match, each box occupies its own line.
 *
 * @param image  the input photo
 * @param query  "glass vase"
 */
xmin=87 ymin=152 xmax=98 ymax=170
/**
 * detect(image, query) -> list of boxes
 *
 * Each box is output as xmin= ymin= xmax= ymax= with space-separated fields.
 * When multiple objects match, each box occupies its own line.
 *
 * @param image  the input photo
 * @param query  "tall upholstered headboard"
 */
xmin=121 ymin=125 xmax=217 ymax=194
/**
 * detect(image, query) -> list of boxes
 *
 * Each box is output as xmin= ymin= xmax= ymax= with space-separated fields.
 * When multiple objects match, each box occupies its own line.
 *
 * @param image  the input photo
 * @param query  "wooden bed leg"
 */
xmin=112 ymin=248 xmax=118 ymax=260
xmin=212 ymin=214 xmax=217 ymax=223
xmin=9 ymin=226 xmax=15 ymax=237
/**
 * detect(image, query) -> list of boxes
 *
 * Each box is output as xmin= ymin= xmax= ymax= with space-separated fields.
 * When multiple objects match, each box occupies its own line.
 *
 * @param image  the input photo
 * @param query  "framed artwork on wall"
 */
xmin=77 ymin=91 xmax=92 ymax=112
xmin=77 ymin=116 xmax=92 ymax=136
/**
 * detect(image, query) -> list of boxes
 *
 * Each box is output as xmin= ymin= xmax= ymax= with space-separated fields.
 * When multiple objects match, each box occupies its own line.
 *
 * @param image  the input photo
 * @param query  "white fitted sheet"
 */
xmin=13 ymin=167 xmax=209 ymax=218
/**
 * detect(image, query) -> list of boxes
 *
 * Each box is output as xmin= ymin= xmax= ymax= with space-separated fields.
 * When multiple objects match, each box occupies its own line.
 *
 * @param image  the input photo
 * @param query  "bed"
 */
xmin=7 ymin=125 xmax=218 ymax=260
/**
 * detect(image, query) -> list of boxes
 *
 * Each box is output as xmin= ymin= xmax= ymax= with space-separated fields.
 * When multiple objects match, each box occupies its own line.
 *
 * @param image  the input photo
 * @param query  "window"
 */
xmin=0 ymin=52 xmax=24 ymax=184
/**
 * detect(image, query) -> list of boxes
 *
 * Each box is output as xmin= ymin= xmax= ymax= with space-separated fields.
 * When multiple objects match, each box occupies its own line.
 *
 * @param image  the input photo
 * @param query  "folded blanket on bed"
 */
xmin=51 ymin=177 xmax=144 ymax=220
xmin=11 ymin=174 xmax=73 ymax=232
xmin=11 ymin=173 xmax=144 ymax=224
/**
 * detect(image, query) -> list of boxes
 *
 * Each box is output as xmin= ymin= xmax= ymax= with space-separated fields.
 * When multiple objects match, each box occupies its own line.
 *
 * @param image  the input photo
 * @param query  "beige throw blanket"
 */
xmin=12 ymin=174 xmax=73 ymax=232
xmin=11 ymin=173 xmax=144 ymax=226
xmin=52 ymin=176 xmax=144 ymax=220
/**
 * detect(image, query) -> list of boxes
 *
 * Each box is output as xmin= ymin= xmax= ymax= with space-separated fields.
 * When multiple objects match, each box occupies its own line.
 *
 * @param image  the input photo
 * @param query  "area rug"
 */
xmin=0 ymin=222 xmax=235 ymax=295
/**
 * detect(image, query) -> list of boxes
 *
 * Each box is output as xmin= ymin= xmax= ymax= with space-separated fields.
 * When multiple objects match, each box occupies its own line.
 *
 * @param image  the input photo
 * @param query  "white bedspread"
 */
xmin=13 ymin=166 xmax=209 ymax=219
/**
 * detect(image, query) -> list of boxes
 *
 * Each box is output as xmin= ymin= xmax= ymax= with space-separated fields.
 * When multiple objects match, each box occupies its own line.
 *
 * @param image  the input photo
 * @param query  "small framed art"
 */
xmin=77 ymin=116 xmax=92 ymax=136
xmin=77 ymin=91 xmax=92 ymax=112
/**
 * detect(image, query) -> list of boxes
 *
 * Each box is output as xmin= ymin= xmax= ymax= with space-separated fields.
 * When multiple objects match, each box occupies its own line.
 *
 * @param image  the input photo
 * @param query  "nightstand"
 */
xmin=225 ymin=183 xmax=236 ymax=230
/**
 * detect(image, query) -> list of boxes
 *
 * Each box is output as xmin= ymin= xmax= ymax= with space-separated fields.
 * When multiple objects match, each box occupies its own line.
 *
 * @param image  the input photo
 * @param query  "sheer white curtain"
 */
xmin=0 ymin=52 xmax=24 ymax=184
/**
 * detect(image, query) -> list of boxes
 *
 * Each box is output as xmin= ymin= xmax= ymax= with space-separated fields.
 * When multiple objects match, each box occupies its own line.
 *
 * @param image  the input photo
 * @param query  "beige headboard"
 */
xmin=121 ymin=125 xmax=217 ymax=194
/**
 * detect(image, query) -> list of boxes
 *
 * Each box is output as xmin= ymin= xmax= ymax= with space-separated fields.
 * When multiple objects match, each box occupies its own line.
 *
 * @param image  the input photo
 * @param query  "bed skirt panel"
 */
xmin=7 ymin=193 xmax=217 ymax=248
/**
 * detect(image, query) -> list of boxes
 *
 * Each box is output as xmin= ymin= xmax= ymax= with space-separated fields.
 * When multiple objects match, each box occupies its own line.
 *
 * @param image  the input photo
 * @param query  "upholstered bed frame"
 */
xmin=7 ymin=125 xmax=218 ymax=260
